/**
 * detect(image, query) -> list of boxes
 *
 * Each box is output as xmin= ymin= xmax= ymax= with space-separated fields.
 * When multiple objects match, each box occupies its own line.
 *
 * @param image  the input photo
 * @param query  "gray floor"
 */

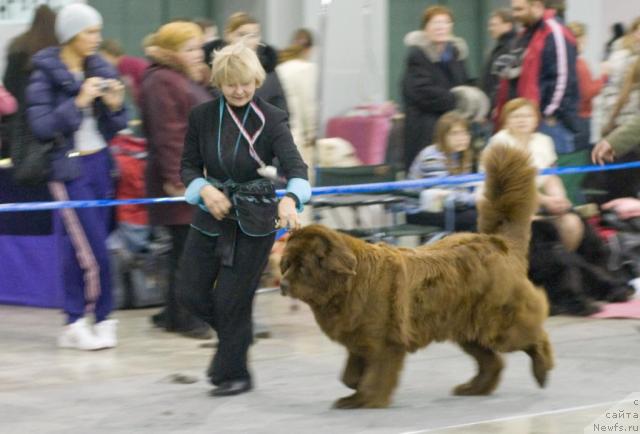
xmin=1 ymin=292 xmax=639 ymax=434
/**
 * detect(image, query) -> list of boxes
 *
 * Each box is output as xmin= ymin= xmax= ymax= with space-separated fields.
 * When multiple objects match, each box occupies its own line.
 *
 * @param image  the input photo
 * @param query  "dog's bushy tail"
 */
xmin=478 ymin=144 xmax=538 ymax=257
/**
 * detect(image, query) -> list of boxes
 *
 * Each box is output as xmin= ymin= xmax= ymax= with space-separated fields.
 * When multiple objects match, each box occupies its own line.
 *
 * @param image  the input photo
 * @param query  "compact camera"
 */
xmin=98 ymin=80 xmax=110 ymax=92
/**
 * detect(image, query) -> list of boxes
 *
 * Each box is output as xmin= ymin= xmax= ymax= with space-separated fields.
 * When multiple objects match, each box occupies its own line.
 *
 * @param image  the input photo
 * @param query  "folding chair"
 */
xmin=311 ymin=164 xmax=441 ymax=243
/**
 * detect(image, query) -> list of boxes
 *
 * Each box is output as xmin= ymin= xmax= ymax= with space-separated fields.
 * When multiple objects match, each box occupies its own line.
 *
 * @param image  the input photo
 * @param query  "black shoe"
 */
xmin=166 ymin=317 xmax=213 ymax=340
xmin=566 ymin=301 xmax=601 ymax=316
xmin=199 ymin=341 xmax=218 ymax=349
xmin=605 ymin=285 xmax=635 ymax=303
xmin=173 ymin=323 xmax=213 ymax=340
xmin=253 ymin=321 xmax=272 ymax=339
xmin=254 ymin=330 xmax=272 ymax=339
xmin=209 ymin=379 xmax=252 ymax=397
xmin=206 ymin=355 xmax=215 ymax=381
xmin=150 ymin=310 xmax=167 ymax=328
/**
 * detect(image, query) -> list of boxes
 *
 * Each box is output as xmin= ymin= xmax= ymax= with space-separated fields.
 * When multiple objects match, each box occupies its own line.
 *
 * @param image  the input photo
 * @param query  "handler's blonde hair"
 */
xmin=210 ymin=42 xmax=266 ymax=88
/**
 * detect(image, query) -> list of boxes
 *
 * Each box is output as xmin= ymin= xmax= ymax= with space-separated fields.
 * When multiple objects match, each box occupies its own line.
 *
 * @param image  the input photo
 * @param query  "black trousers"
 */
xmin=177 ymin=225 xmax=275 ymax=385
xmin=165 ymin=225 xmax=206 ymax=331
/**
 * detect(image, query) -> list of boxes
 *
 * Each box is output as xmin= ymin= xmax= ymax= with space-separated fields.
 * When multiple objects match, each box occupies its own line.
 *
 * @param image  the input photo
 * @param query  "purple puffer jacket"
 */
xmin=25 ymin=47 xmax=128 ymax=178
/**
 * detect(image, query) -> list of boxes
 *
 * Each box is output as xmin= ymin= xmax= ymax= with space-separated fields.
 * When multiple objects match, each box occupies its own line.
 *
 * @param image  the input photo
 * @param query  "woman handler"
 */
xmin=178 ymin=42 xmax=310 ymax=396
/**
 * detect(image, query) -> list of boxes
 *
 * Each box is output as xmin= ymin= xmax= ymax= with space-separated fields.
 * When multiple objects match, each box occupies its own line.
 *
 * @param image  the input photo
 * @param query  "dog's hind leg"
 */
xmin=333 ymin=346 xmax=406 ymax=409
xmin=524 ymin=332 xmax=554 ymax=388
xmin=453 ymin=341 xmax=504 ymax=396
xmin=341 ymin=352 xmax=366 ymax=390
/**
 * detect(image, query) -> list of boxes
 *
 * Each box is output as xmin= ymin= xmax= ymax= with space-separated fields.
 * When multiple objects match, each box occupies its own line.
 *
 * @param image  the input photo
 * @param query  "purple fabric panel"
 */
xmin=0 ymin=168 xmax=63 ymax=307
xmin=0 ymin=226 xmax=63 ymax=308
xmin=0 ymin=168 xmax=53 ymax=235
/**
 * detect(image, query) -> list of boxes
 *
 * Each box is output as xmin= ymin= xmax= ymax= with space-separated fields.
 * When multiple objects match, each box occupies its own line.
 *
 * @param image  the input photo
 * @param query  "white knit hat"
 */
xmin=55 ymin=3 xmax=103 ymax=44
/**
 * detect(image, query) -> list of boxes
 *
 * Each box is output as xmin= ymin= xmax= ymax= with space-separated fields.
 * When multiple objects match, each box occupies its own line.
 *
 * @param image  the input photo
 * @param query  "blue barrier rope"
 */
xmin=1 ymin=161 xmax=640 ymax=213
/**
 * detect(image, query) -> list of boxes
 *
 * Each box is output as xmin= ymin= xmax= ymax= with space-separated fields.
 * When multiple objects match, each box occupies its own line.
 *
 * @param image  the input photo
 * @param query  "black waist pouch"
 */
xmin=229 ymin=180 xmax=278 ymax=237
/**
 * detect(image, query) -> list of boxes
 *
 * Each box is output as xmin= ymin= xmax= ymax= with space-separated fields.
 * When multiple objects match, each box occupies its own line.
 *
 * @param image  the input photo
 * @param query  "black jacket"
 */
xmin=181 ymin=96 xmax=307 ymax=235
xmin=203 ymin=40 xmax=289 ymax=114
xmin=3 ymin=51 xmax=30 ymax=110
xmin=481 ymin=30 xmax=517 ymax=107
xmin=401 ymin=33 xmax=469 ymax=171
xmin=1 ymin=50 xmax=30 ymax=158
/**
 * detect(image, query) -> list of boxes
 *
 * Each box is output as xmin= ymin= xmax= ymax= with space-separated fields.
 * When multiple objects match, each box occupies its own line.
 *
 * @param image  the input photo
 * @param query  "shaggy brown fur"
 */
xmin=280 ymin=144 xmax=554 ymax=409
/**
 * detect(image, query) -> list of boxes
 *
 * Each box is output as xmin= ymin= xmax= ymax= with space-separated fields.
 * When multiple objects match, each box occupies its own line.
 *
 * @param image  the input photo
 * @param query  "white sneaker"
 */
xmin=58 ymin=318 xmax=105 ymax=350
xmin=94 ymin=319 xmax=118 ymax=348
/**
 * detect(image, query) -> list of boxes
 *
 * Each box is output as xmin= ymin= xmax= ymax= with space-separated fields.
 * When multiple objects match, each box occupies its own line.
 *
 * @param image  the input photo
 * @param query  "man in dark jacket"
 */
xmin=401 ymin=5 xmax=469 ymax=171
xmin=496 ymin=0 xmax=579 ymax=155
xmin=482 ymin=9 xmax=517 ymax=108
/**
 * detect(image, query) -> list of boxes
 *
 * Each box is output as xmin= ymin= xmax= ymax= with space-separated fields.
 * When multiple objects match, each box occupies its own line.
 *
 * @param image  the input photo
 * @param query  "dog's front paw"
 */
xmin=453 ymin=382 xmax=480 ymax=396
xmin=333 ymin=393 xmax=364 ymax=409
xmin=452 ymin=381 xmax=494 ymax=396
xmin=332 ymin=393 xmax=389 ymax=409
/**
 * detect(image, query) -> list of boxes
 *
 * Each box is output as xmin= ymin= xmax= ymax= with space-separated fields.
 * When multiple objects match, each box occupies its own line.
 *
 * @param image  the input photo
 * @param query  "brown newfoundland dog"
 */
xmin=280 ymin=144 xmax=554 ymax=409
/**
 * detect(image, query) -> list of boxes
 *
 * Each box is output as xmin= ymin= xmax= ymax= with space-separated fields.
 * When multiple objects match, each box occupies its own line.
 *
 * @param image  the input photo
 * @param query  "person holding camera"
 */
xmin=25 ymin=3 xmax=127 ymax=350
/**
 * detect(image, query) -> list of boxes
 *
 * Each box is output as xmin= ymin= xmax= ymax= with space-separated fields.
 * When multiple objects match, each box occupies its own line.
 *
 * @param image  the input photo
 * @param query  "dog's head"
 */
xmin=280 ymin=225 xmax=357 ymax=304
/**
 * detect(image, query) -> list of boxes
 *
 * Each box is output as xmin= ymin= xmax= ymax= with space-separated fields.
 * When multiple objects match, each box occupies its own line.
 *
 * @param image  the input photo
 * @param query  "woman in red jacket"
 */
xmin=140 ymin=21 xmax=213 ymax=339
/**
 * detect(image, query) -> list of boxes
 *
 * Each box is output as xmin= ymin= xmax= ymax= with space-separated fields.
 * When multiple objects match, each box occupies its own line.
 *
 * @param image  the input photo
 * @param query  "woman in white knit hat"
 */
xmin=25 ymin=3 xmax=128 ymax=350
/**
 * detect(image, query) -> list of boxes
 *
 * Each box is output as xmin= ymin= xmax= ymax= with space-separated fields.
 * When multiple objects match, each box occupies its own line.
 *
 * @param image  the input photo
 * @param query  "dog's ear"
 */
xmin=291 ymin=225 xmax=357 ymax=275
xmin=324 ymin=243 xmax=357 ymax=276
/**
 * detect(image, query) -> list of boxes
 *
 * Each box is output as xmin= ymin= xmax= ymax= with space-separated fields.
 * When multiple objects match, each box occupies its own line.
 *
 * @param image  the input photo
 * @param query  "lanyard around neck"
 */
xmin=217 ymin=98 xmax=284 ymax=183
xmin=217 ymin=98 xmax=251 ymax=180
xmin=225 ymin=99 xmax=267 ymax=168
